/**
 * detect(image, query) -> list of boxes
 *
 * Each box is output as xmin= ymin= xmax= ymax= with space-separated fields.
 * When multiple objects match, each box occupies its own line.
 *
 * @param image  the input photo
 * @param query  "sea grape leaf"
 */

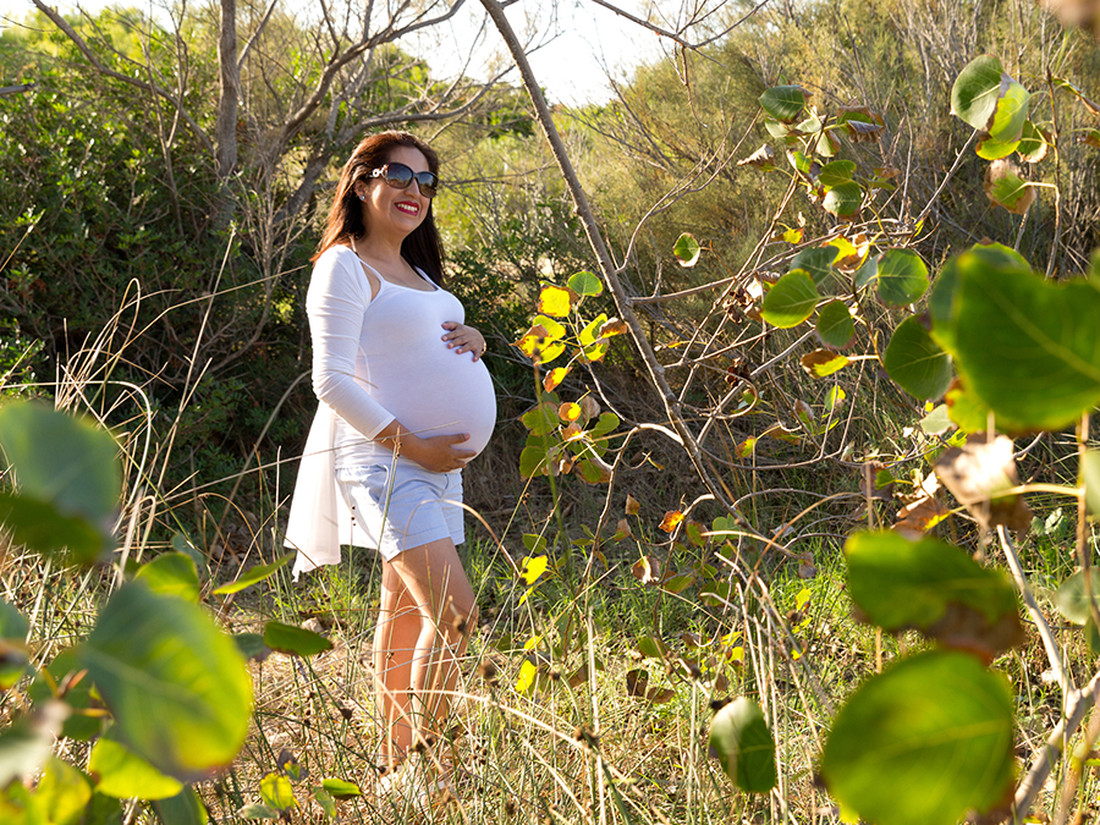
xmin=759 ymin=85 xmax=807 ymax=122
xmin=567 ymin=270 xmax=602 ymax=297
xmin=822 ymin=181 xmax=862 ymax=219
xmin=984 ymin=160 xmax=1035 ymax=214
xmin=260 ymin=772 xmax=296 ymax=812
xmin=818 ymin=160 xmax=856 ymax=187
xmin=790 ymin=246 xmax=838 ymax=287
xmin=877 ymin=249 xmax=929 ymax=306
xmin=934 ymin=433 xmax=1032 ymax=532
xmin=883 ymin=316 xmax=952 ymax=400
xmin=88 ymin=734 xmax=184 ymax=800
xmin=153 ymin=787 xmax=209 ymax=825
xmin=1053 ymin=569 xmax=1100 ymax=625
xmin=321 ymin=778 xmax=362 ymax=799
xmin=135 ymin=552 xmax=201 ymax=602
xmin=36 ymin=756 xmax=93 ymax=825
xmin=673 ymin=233 xmax=701 ymax=267
xmin=816 ymin=300 xmax=855 ymax=348
xmin=951 ymin=55 xmax=1029 ymax=143
xmin=1082 ymin=451 xmax=1100 ymax=519
xmin=537 ymin=285 xmax=572 ymax=317
xmin=821 ymin=650 xmax=1015 ymax=825
xmin=946 ymin=253 xmax=1100 ymax=431
xmin=976 ymin=132 xmax=1021 ymax=160
xmin=1016 ymin=120 xmax=1049 ymax=162
xmin=263 ymin=621 xmax=333 ymax=656
xmin=79 ymin=581 xmax=252 ymax=781
xmin=801 ymin=350 xmax=849 ymax=378
xmin=0 ymin=402 xmax=121 ymax=564
xmin=213 ymin=553 xmax=293 ymax=596
xmin=761 ymin=270 xmax=819 ymax=328
xmin=709 ymin=697 xmax=777 ymax=793
xmin=845 ymin=531 xmax=1022 ymax=658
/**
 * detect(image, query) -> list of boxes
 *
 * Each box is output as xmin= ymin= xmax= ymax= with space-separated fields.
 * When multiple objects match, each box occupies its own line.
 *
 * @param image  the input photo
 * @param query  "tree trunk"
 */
xmin=216 ymin=0 xmax=239 ymax=180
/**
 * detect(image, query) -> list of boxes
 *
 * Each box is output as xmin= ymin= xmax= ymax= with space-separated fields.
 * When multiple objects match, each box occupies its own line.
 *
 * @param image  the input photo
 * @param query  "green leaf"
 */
xmin=519 ymin=444 xmax=550 ymax=478
xmin=0 ymin=495 xmax=108 ymax=565
xmin=321 ymin=778 xmax=363 ymax=799
xmin=947 ymin=254 xmax=1100 ymax=431
xmin=790 ymin=246 xmax=838 ymax=287
xmin=88 ymin=734 xmax=184 ymax=800
xmin=238 ymin=803 xmax=279 ymax=820
xmin=818 ymin=160 xmax=856 ymax=188
xmin=986 ymin=166 xmax=1035 ymax=215
xmin=759 ymin=85 xmax=807 ymax=122
xmin=976 ymin=132 xmax=1021 ymax=160
xmin=0 ymin=402 xmax=121 ymax=528
xmin=79 ymin=581 xmax=252 ymax=781
xmin=134 ymin=552 xmax=201 ymax=602
xmin=234 ymin=632 xmax=270 ymax=661
xmin=877 ymin=249 xmax=929 ymax=306
xmin=1016 ymin=121 xmax=1048 ymax=162
xmin=154 ymin=787 xmax=209 ymax=825
xmin=822 ymin=650 xmax=1015 ymax=825
xmin=213 ymin=553 xmax=293 ymax=596
xmin=1083 ymin=451 xmax=1100 ymax=519
xmin=708 ymin=697 xmax=777 ymax=793
xmin=263 ymin=621 xmax=333 ymax=656
xmin=172 ymin=531 xmax=208 ymax=580
xmin=822 ymin=181 xmax=862 ymax=219
xmin=1053 ymin=569 xmax=1100 ymax=625
xmin=761 ymin=270 xmax=819 ymax=328
xmin=260 ymin=772 xmax=296 ymax=812
xmin=567 ymin=270 xmax=603 ymax=296
xmin=0 ymin=598 xmax=29 ymax=689
xmin=673 ymin=233 xmax=701 ymax=267
xmin=951 ymin=55 xmax=1028 ymax=138
xmin=920 ymin=404 xmax=954 ymax=436
xmin=816 ymin=300 xmax=855 ymax=347
xmin=520 ymin=401 xmax=559 ymax=436
xmin=37 ymin=757 xmax=93 ymax=825
xmin=845 ymin=531 xmax=1021 ymax=656
xmin=884 ymin=316 xmax=953 ymax=400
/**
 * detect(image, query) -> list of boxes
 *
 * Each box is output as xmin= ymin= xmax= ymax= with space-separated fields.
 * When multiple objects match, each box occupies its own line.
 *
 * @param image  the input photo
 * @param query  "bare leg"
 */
xmin=374 ymin=564 xmax=419 ymax=769
xmin=382 ymin=537 xmax=477 ymax=754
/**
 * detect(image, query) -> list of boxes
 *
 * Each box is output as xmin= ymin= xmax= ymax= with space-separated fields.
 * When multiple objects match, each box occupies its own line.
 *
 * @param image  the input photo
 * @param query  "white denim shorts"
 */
xmin=335 ymin=459 xmax=465 ymax=561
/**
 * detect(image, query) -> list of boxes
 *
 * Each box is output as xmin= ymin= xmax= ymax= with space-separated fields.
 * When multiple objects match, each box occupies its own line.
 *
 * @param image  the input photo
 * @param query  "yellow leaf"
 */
xmin=659 ymin=511 xmax=684 ymax=533
xmin=543 ymin=366 xmax=570 ymax=391
xmin=538 ymin=284 xmax=572 ymax=318
xmin=523 ymin=634 xmax=542 ymax=652
xmin=519 ymin=555 xmax=549 ymax=586
xmin=795 ymin=587 xmax=812 ymax=612
xmin=515 ymin=659 xmax=538 ymax=693
xmin=728 ymin=646 xmax=745 ymax=663
xmin=558 ymin=402 xmax=582 ymax=422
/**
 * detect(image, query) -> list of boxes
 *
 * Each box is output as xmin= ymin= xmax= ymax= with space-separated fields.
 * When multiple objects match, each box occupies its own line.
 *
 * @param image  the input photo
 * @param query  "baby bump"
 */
xmin=377 ymin=354 xmax=496 ymax=457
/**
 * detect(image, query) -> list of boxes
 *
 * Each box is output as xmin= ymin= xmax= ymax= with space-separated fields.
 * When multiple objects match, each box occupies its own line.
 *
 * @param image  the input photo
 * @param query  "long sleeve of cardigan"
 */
xmin=305 ymin=248 xmax=396 ymax=439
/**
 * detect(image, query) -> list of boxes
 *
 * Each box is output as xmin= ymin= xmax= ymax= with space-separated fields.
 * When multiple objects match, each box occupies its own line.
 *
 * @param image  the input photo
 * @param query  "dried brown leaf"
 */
xmin=934 ymin=433 xmax=1033 ymax=532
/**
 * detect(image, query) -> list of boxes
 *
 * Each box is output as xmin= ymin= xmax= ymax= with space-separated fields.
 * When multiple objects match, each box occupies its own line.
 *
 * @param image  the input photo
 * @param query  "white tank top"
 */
xmin=333 ymin=261 xmax=497 ymax=468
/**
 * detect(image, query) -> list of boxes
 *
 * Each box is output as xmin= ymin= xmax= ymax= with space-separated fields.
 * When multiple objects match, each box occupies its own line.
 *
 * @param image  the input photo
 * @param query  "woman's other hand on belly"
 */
xmin=441 ymin=321 xmax=486 ymax=361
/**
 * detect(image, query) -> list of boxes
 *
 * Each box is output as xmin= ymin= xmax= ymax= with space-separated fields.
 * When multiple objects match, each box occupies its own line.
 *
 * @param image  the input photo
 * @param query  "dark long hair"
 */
xmin=313 ymin=131 xmax=445 ymax=284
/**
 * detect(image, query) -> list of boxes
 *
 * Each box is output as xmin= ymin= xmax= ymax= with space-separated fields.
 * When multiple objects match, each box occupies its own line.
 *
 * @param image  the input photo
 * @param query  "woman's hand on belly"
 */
xmin=375 ymin=420 xmax=475 ymax=473
xmin=441 ymin=321 xmax=486 ymax=361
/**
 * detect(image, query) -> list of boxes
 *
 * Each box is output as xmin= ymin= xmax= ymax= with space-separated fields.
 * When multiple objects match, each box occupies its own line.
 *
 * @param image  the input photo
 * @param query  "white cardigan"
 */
xmin=285 ymin=247 xmax=397 ymax=578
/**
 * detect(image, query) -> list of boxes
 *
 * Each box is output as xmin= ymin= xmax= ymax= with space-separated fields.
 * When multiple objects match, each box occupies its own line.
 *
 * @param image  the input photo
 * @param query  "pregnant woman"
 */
xmin=284 ymin=131 xmax=495 ymax=800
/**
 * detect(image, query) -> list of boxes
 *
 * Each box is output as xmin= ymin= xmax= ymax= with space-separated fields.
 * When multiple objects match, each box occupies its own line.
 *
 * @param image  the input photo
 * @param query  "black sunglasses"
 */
xmin=369 ymin=162 xmax=439 ymax=198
